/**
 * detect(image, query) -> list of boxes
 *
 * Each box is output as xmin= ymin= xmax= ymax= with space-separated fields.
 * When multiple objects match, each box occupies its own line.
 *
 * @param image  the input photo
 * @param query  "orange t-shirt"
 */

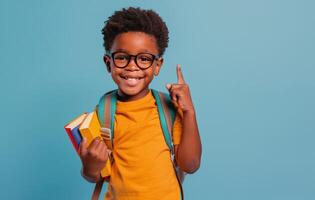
xmin=104 ymin=91 xmax=182 ymax=200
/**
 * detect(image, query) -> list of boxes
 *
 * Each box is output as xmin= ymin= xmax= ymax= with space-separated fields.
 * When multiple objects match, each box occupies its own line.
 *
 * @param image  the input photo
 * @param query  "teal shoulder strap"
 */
xmin=152 ymin=89 xmax=184 ymax=197
xmin=151 ymin=89 xmax=176 ymax=152
xmin=97 ymin=90 xmax=117 ymax=142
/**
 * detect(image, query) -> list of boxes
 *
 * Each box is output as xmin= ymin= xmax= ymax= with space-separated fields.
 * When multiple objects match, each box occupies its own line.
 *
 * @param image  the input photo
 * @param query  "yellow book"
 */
xmin=79 ymin=111 xmax=101 ymax=146
xmin=102 ymin=158 xmax=112 ymax=178
xmin=79 ymin=111 xmax=111 ymax=178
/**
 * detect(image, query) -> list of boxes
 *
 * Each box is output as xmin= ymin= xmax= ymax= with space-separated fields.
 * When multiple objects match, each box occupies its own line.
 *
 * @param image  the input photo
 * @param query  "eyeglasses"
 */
xmin=108 ymin=51 xmax=159 ymax=69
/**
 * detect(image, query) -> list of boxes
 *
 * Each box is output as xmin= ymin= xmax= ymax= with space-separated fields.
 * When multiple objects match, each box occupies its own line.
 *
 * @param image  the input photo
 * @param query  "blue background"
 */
xmin=1 ymin=0 xmax=314 ymax=199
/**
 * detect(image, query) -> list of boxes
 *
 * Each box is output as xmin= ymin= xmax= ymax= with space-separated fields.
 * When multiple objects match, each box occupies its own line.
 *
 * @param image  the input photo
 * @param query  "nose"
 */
xmin=125 ymin=55 xmax=140 ymax=71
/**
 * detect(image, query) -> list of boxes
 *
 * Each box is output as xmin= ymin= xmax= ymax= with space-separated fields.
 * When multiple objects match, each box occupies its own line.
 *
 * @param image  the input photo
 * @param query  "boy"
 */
xmin=79 ymin=7 xmax=201 ymax=200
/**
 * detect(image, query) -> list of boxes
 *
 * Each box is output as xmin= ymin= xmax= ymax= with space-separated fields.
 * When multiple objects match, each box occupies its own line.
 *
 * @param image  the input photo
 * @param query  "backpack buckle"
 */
xmin=100 ymin=127 xmax=112 ymax=136
xmin=100 ymin=127 xmax=113 ymax=150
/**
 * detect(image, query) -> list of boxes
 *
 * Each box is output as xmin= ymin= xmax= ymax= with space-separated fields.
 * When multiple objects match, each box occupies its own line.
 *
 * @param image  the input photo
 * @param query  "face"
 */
xmin=104 ymin=32 xmax=163 ymax=101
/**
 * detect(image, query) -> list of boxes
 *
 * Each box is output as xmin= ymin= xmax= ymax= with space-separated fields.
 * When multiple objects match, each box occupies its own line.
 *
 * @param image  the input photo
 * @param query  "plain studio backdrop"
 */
xmin=1 ymin=0 xmax=314 ymax=199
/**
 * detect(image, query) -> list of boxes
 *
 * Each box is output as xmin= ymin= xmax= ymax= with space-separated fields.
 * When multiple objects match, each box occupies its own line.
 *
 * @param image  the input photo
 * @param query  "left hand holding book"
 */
xmin=79 ymin=137 xmax=109 ymax=182
xmin=64 ymin=111 xmax=112 ymax=181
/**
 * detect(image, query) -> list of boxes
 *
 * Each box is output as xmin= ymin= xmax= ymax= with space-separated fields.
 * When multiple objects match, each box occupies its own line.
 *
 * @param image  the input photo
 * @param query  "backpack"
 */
xmin=91 ymin=89 xmax=185 ymax=200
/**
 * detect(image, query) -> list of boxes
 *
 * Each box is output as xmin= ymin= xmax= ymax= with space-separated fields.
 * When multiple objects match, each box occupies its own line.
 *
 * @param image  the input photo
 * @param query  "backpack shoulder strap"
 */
xmin=152 ymin=89 xmax=185 ymax=198
xmin=91 ymin=179 xmax=104 ymax=200
xmin=151 ymin=89 xmax=176 ymax=153
xmin=96 ymin=89 xmax=118 ymax=143
xmin=91 ymin=90 xmax=117 ymax=200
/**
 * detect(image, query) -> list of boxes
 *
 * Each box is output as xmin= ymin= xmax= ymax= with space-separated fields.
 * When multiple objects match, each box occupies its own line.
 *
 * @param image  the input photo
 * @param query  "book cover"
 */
xmin=79 ymin=111 xmax=102 ymax=146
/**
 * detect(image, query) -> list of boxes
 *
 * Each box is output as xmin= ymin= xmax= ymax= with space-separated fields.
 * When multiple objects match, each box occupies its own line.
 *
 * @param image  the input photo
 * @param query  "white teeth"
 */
xmin=124 ymin=76 xmax=140 ymax=80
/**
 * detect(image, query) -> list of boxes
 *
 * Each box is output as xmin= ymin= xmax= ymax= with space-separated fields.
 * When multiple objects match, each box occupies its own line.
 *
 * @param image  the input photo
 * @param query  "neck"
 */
xmin=117 ymin=88 xmax=150 ymax=102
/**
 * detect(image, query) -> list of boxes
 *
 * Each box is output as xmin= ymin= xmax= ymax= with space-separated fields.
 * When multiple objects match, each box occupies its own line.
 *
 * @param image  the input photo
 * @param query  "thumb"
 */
xmin=79 ymin=137 xmax=88 ymax=157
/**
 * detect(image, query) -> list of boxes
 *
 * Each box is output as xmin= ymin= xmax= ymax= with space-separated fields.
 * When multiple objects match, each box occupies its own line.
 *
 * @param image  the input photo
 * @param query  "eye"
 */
xmin=114 ymin=54 xmax=129 ymax=61
xmin=138 ymin=55 xmax=153 ymax=63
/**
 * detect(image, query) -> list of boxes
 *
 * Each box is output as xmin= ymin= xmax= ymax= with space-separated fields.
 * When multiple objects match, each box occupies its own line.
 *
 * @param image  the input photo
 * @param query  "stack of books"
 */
xmin=64 ymin=111 xmax=112 ymax=178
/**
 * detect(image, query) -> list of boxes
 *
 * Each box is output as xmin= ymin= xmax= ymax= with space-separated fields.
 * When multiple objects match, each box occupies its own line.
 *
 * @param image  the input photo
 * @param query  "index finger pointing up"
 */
xmin=177 ymin=64 xmax=186 ymax=84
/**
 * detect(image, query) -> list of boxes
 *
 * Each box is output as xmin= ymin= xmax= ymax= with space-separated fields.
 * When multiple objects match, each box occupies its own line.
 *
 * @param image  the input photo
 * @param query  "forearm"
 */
xmin=176 ymin=110 xmax=202 ymax=173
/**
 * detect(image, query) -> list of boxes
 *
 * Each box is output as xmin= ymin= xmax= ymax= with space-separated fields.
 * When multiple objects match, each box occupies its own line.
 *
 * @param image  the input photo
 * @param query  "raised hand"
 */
xmin=79 ymin=137 xmax=109 ymax=181
xmin=166 ymin=64 xmax=195 ymax=114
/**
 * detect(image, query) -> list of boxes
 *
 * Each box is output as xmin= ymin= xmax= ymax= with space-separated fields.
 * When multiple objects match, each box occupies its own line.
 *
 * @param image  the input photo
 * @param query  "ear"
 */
xmin=153 ymin=58 xmax=163 ymax=76
xmin=103 ymin=55 xmax=111 ymax=73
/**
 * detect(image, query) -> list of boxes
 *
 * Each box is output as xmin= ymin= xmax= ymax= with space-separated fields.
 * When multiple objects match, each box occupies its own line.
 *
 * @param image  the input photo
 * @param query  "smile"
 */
xmin=120 ymin=75 xmax=143 ymax=80
xmin=119 ymin=75 xmax=144 ymax=87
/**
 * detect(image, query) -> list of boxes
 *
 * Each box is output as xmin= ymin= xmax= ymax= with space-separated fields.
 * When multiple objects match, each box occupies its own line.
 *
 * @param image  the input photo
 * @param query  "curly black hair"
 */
xmin=101 ymin=7 xmax=169 ymax=56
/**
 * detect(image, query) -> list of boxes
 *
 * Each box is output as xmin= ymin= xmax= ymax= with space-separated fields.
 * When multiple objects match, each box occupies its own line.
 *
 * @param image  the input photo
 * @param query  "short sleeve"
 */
xmin=172 ymin=111 xmax=183 ymax=145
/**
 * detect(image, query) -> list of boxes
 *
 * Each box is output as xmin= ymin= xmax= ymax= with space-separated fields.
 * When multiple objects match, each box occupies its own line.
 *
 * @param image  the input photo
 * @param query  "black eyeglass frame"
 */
xmin=107 ymin=51 xmax=160 ymax=70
